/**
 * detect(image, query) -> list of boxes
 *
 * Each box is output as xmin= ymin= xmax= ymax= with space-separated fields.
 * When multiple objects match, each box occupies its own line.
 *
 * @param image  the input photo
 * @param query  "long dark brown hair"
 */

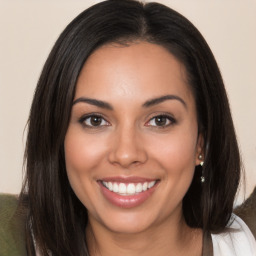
xmin=19 ymin=0 xmax=241 ymax=255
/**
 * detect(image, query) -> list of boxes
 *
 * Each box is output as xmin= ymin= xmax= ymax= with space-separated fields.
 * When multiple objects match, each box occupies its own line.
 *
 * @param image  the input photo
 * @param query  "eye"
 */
xmin=146 ymin=115 xmax=175 ymax=128
xmin=79 ymin=114 xmax=109 ymax=128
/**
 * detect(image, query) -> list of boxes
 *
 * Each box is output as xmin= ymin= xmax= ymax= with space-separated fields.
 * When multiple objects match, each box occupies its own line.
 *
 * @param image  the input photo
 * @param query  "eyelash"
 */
xmin=79 ymin=113 xmax=109 ymax=128
xmin=145 ymin=114 xmax=176 ymax=128
xmin=78 ymin=113 xmax=176 ymax=129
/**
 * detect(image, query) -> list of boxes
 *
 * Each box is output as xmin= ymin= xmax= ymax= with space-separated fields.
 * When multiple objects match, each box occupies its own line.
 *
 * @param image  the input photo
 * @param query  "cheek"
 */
xmin=147 ymin=129 xmax=198 ymax=208
xmin=64 ymin=128 xmax=110 ymax=211
xmin=64 ymin=129 xmax=107 ymax=175
xmin=64 ymin=128 xmax=109 ymax=205
xmin=148 ymin=129 xmax=198 ymax=172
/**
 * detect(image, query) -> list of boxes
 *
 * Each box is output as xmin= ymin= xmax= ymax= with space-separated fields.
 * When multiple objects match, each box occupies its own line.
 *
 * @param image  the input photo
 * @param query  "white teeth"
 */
xmin=142 ymin=182 xmax=148 ymax=191
xmin=148 ymin=181 xmax=155 ymax=189
xmin=135 ymin=183 xmax=143 ymax=193
xmin=113 ymin=183 xmax=119 ymax=193
xmin=119 ymin=183 xmax=126 ymax=194
xmin=108 ymin=182 xmax=113 ymax=191
xmin=127 ymin=183 xmax=136 ymax=194
xmin=102 ymin=181 xmax=157 ymax=195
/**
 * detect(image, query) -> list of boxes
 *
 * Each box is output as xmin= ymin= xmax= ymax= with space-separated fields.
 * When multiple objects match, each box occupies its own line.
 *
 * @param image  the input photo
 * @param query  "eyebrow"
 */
xmin=142 ymin=95 xmax=187 ymax=109
xmin=72 ymin=94 xmax=187 ymax=110
xmin=73 ymin=97 xmax=113 ymax=110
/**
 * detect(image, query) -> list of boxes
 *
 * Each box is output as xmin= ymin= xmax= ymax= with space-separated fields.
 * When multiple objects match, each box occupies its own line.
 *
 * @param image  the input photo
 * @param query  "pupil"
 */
xmin=91 ymin=116 xmax=102 ymax=126
xmin=155 ymin=116 xmax=166 ymax=126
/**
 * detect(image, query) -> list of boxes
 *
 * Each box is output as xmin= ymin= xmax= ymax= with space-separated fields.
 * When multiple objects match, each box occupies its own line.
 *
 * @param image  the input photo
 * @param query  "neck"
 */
xmin=85 ymin=212 xmax=202 ymax=256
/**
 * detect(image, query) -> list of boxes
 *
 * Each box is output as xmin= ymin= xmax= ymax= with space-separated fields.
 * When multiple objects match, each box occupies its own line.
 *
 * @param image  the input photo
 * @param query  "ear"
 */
xmin=195 ymin=133 xmax=204 ymax=166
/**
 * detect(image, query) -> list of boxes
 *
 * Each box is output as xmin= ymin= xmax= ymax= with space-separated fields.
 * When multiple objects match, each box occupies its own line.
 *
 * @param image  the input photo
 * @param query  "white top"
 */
xmin=212 ymin=214 xmax=256 ymax=255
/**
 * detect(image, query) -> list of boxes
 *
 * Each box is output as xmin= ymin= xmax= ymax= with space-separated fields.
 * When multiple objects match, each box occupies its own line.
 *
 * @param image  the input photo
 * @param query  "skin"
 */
xmin=64 ymin=41 xmax=204 ymax=256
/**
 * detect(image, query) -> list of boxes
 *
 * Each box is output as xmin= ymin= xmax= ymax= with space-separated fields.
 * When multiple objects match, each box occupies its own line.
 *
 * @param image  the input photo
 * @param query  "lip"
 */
xmin=98 ymin=177 xmax=159 ymax=208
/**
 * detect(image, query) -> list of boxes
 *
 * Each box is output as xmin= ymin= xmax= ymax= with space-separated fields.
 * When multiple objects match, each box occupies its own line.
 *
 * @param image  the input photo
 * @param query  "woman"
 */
xmin=1 ymin=0 xmax=255 ymax=255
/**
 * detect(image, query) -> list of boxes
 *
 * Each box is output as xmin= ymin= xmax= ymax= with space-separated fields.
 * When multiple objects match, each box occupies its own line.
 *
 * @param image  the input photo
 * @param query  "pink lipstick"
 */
xmin=98 ymin=177 xmax=159 ymax=208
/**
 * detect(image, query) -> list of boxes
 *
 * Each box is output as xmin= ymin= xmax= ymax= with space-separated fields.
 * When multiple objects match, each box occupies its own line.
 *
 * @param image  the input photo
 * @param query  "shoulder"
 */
xmin=235 ymin=186 xmax=256 ymax=239
xmin=0 ymin=193 xmax=27 ymax=256
xmin=0 ymin=193 xmax=19 ymax=216
xmin=211 ymin=214 xmax=256 ymax=256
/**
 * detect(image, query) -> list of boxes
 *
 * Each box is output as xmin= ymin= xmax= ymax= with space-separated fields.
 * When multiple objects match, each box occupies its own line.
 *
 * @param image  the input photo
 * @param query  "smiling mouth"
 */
xmin=101 ymin=180 xmax=158 ymax=196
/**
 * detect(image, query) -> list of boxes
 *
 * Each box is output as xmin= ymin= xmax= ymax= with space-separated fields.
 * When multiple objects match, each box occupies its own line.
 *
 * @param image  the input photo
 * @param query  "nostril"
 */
xmin=108 ymin=147 xmax=147 ymax=167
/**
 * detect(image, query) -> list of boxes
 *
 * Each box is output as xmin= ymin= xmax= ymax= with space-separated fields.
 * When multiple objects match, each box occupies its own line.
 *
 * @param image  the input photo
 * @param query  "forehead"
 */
xmin=75 ymin=42 xmax=194 ymax=106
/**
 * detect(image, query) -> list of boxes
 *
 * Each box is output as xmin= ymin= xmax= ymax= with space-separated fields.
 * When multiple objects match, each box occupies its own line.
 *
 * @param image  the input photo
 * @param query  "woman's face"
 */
xmin=64 ymin=42 xmax=203 ymax=234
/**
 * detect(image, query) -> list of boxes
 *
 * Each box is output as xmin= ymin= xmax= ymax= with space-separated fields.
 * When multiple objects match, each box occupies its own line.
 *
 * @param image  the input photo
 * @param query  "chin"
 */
xmin=90 ymin=208 xmax=158 ymax=234
xmin=104 ymin=215 xmax=154 ymax=234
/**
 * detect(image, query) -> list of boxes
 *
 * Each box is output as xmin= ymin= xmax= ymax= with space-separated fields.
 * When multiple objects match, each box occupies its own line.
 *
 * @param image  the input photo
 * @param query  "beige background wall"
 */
xmin=0 ymin=0 xmax=255 ymax=205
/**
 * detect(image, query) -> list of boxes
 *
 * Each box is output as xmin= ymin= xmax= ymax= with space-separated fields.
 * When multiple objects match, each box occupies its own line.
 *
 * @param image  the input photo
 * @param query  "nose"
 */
xmin=108 ymin=125 xmax=148 ymax=168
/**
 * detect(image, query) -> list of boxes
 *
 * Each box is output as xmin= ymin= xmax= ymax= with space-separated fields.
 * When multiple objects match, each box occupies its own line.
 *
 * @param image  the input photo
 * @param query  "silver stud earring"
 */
xmin=200 ymin=176 xmax=205 ymax=183
xmin=198 ymin=154 xmax=205 ymax=183
xmin=198 ymin=154 xmax=204 ymax=166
